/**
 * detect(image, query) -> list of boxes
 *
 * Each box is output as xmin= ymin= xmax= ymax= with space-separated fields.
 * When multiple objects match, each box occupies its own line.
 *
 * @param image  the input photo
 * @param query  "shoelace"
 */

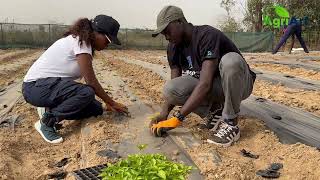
xmin=45 ymin=126 xmax=61 ymax=139
xmin=214 ymin=123 xmax=233 ymax=138
xmin=212 ymin=104 xmax=223 ymax=114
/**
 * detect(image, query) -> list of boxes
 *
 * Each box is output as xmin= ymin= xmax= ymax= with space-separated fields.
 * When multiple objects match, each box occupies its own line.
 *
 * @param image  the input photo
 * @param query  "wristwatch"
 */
xmin=173 ymin=111 xmax=185 ymax=121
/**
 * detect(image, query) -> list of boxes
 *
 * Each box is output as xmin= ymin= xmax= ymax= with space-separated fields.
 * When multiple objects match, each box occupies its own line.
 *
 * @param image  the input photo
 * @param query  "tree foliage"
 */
xmin=219 ymin=0 xmax=244 ymax=32
xmin=218 ymin=17 xmax=244 ymax=32
xmin=220 ymin=0 xmax=320 ymax=32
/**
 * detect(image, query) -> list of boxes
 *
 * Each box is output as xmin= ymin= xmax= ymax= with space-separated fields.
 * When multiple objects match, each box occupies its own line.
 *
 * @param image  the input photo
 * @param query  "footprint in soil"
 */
xmin=97 ymin=149 xmax=121 ymax=159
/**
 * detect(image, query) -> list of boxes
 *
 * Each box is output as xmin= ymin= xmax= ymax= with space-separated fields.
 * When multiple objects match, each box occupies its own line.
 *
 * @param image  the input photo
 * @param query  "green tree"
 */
xmin=220 ymin=0 xmax=236 ymax=16
xmin=243 ymin=0 xmax=275 ymax=32
xmin=219 ymin=17 xmax=244 ymax=32
xmin=219 ymin=0 xmax=244 ymax=32
xmin=285 ymin=0 xmax=320 ymax=30
xmin=221 ymin=0 xmax=320 ymax=31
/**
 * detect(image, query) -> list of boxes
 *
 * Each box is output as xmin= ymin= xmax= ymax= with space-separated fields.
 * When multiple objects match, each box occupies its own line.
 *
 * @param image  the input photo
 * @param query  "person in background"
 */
xmin=22 ymin=15 xmax=128 ymax=144
xmin=273 ymin=16 xmax=309 ymax=54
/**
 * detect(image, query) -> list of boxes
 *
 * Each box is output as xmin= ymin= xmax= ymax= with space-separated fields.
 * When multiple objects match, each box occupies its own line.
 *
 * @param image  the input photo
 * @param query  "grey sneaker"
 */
xmin=34 ymin=120 xmax=63 ymax=144
xmin=207 ymin=121 xmax=240 ymax=147
xmin=198 ymin=104 xmax=223 ymax=131
xmin=198 ymin=114 xmax=221 ymax=131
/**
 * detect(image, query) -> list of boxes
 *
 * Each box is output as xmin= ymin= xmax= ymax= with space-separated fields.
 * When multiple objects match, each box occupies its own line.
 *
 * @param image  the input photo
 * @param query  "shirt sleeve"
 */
xmin=167 ymin=43 xmax=181 ymax=69
xmin=199 ymin=29 xmax=221 ymax=62
xmin=73 ymin=37 xmax=92 ymax=56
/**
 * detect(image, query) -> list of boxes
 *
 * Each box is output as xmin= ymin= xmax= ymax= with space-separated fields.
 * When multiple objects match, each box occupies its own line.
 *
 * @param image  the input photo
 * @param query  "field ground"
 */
xmin=0 ymin=49 xmax=319 ymax=180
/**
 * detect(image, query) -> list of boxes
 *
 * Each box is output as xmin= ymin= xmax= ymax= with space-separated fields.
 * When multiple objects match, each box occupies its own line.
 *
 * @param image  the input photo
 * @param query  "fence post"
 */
xmin=161 ymin=36 xmax=164 ymax=49
xmin=125 ymin=28 xmax=128 ymax=49
xmin=0 ymin=23 xmax=3 ymax=45
xmin=271 ymin=31 xmax=274 ymax=52
xmin=48 ymin=24 xmax=51 ymax=46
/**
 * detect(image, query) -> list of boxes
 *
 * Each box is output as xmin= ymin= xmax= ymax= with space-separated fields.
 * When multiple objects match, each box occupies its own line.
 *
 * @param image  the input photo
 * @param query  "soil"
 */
xmin=113 ymin=49 xmax=168 ymax=66
xmin=249 ymin=63 xmax=320 ymax=81
xmin=102 ymin=50 xmax=320 ymax=66
xmin=0 ymin=50 xmax=130 ymax=179
xmin=253 ymin=80 xmax=320 ymax=116
xmin=244 ymin=51 xmax=320 ymax=62
xmin=189 ymin=116 xmax=320 ymax=180
xmin=0 ymin=49 xmax=319 ymax=180
xmin=100 ymin=51 xmax=165 ymax=105
xmin=104 ymin=50 xmax=320 ymax=116
xmin=0 ymin=49 xmax=38 ymax=66
xmin=98 ymin=50 xmax=320 ymax=180
xmin=0 ymin=97 xmax=121 ymax=179
xmin=0 ymin=50 xmax=43 ymax=87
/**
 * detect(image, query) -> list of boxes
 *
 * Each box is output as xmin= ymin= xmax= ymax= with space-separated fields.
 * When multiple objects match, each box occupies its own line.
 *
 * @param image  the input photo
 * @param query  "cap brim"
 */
xmin=110 ymin=35 xmax=121 ymax=45
xmin=152 ymin=22 xmax=169 ymax=37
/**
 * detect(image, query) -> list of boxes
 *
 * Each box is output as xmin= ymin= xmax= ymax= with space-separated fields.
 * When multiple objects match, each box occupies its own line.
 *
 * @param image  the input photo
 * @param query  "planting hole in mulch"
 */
xmin=271 ymin=115 xmax=282 ymax=121
xmin=284 ymin=75 xmax=295 ymax=79
xmin=256 ymin=163 xmax=283 ymax=179
xmin=255 ymin=97 xmax=267 ymax=102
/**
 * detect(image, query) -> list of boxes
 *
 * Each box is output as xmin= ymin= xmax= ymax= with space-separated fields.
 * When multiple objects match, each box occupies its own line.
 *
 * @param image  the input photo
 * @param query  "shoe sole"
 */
xmin=207 ymin=131 xmax=240 ymax=148
xmin=34 ymin=121 xmax=63 ymax=144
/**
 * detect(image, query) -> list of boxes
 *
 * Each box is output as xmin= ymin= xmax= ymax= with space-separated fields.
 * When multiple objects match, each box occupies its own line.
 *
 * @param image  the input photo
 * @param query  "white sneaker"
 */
xmin=34 ymin=120 xmax=63 ymax=144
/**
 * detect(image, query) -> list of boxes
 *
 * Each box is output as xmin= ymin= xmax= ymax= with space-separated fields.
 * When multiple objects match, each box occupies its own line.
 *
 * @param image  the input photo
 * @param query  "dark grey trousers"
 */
xmin=22 ymin=77 xmax=103 ymax=122
xmin=163 ymin=52 xmax=255 ymax=119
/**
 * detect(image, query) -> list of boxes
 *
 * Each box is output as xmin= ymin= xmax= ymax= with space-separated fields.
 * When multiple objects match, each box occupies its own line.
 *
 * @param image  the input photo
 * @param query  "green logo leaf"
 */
xmin=274 ymin=5 xmax=289 ymax=18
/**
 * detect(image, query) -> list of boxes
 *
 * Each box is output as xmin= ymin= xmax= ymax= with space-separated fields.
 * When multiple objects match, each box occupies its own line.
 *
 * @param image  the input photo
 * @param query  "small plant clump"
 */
xmin=99 ymin=153 xmax=193 ymax=180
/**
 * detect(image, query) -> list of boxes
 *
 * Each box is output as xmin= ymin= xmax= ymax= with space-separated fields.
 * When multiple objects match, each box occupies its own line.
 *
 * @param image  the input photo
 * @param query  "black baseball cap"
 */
xmin=92 ymin=15 xmax=121 ymax=45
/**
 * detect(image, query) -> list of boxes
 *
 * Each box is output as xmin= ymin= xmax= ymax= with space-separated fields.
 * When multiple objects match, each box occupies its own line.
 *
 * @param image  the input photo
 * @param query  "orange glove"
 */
xmin=150 ymin=117 xmax=181 ymax=137
xmin=148 ymin=112 xmax=166 ymax=128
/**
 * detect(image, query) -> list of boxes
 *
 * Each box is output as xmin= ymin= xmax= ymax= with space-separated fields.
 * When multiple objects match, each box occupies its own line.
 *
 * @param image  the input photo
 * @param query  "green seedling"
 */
xmin=137 ymin=144 xmax=148 ymax=151
xmin=99 ymin=153 xmax=193 ymax=180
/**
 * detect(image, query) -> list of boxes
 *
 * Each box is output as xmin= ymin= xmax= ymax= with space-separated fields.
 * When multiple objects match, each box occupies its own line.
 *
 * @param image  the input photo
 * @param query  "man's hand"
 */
xmin=148 ymin=112 xmax=167 ymax=128
xmin=150 ymin=117 xmax=181 ymax=137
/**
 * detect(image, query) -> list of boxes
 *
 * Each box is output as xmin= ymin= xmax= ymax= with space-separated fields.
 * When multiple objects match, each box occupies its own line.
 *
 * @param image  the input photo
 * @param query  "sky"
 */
xmin=0 ymin=0 xmax=233 ymax=29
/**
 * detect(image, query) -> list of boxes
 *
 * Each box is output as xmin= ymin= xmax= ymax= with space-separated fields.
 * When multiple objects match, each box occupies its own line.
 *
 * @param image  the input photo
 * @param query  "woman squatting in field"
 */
xmin=22 ymin=15 xmax=128 ymax=144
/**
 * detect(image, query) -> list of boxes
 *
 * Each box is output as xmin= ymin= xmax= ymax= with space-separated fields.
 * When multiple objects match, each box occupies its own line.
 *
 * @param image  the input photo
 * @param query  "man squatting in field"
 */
xmin=150 ymin=6 xmax=256 ymax=147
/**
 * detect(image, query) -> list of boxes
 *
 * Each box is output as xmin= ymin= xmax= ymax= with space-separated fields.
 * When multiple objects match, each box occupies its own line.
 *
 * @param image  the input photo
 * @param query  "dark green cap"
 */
xmin=152 ymin=5 xmax=185 ymax=37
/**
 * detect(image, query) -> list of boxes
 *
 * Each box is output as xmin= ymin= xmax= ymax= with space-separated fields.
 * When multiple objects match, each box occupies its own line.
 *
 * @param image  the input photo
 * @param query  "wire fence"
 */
xmin=0 ymin=23 xmax=167 ymax=49
xmin=0 ymin=23 xmax=319 ymax=52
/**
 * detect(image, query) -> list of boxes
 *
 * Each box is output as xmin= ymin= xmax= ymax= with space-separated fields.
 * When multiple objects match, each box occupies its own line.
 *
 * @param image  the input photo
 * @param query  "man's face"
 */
xmin=161 ymin=21 xmax=184 ymax=45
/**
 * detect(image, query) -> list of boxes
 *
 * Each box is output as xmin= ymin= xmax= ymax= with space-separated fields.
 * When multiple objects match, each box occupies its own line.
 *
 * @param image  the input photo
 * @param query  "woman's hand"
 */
xmin=77 ymin=54 xmax=125 ymax=113
xmin=106 ymin=101 xmax=128 ymax=114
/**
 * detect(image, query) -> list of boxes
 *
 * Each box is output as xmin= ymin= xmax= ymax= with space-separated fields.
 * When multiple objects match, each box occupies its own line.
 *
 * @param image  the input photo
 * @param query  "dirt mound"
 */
xmin=249 ymin=63 xmax=320 ymax=81
xmin=253 ymin=80 xmax=320 ymax=116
